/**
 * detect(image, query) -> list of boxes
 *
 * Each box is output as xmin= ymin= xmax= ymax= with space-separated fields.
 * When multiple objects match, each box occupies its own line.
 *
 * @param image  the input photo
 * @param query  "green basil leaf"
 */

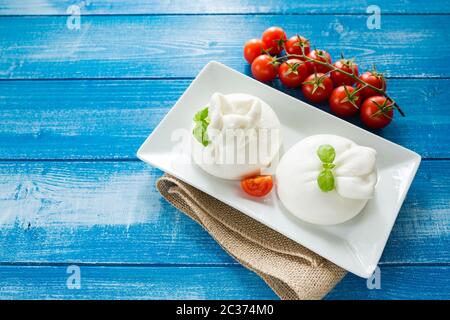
xmin=194 ymin=107 xmax=209 ymax=121
xmin=193 ymin=107 xmax=210 ymax=146
xmin=317 ymin=144 xmax=336 ymax=163
xmin=322 ymin=162 xmax=336 ymax=170
xmin=317 ymin=169 xmax=335 ymax=192
xmin=192 ymin=122 xmax=203 ymax=144
xmin=201 ymin=133 xmax=209 ymax=146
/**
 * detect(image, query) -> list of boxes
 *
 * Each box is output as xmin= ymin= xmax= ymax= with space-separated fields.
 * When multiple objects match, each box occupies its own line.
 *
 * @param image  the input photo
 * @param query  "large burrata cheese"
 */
xmin=192 ymin=93 xmax=281 ymax=180
xmin=276 ymin=134 xmax=377 ymax=225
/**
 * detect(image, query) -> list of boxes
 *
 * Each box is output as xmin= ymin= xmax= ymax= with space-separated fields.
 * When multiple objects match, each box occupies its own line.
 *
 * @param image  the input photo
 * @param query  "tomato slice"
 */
xmin=241 ymin=175 xmax=273 ymax=197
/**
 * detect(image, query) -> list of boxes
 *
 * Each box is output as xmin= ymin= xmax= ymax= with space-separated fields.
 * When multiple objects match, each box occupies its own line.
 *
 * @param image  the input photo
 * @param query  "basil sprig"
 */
xmin=316 ymin=144 xmax=336 ymax=192
xmin=193 ymin=107 xmax=210 ymax=147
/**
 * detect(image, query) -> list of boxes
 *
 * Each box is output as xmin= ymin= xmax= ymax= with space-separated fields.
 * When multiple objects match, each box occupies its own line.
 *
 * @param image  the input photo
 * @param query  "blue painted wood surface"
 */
xmin=0 ymin=15 xmax=449 ymax=79
xmin=0 ymin=266 xmax=448 ymax=300
xmin=0 ymin=161 xmax=448 ymax=265
xmin=1 ymin=0 xmax=449 ymax=15
xmin=0 ymin=1 xmax=449 ymax=299
xmin=0 ymin=79 xmax=448 ymax=159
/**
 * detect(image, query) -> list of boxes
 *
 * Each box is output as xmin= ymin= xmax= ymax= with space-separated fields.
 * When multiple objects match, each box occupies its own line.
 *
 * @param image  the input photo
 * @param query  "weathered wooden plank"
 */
xmin=0 ymin=160 xmax=448 ymax=265
xmin=0 ymin=79 xmax=448 ymax=159
xmin=0 ymin=265 xmax=447 ymax=299
xmin=327 ymin=266 xmax=450 ymax=300
xmin=1 ymin=0 xmax=449 ymax=15
xmin=0 ymin=265 xmax=277 ymax=299
xmin=0 ymin=15 xmax=449 ymax=78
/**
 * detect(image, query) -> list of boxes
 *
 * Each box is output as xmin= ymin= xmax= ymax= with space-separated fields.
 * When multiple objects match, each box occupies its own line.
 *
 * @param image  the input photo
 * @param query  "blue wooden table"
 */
xmin=0 ymin=1 xmax=449 ymax=299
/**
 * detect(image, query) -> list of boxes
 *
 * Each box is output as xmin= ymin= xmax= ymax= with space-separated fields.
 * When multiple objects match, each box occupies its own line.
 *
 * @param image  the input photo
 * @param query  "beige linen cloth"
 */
xmin=156 ymin=174 xmax=347 ymax=300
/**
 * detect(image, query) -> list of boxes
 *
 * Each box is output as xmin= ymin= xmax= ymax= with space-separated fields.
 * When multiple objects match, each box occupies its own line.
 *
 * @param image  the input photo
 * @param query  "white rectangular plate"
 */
xmin=137 ymin=61 xmax=421 ymax=278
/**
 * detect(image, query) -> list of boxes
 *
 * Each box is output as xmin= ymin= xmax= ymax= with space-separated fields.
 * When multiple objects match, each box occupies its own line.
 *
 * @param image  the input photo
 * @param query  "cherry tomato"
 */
xmin=329 ymin=85 xmax=361 ymax=117
xmin=360 ymin=95 xmax=394 ymax=129
xmin=301 ymin=73 xmax=334 ymax=103
xmin=243 ymin=38 xmax=267 ymax=64
xmin=331 ymin=59 xmax=359 ymax=86
xmin=278 ymin=59 xmax=309 ymax=88
xmin=241 ymin=175 xmax=273 ymax=197
xmin=306 ymin=49 xmax=332 ymax=74
xmin=261 ymin=26 xmax=287 ymax=55
xmin=284 ymin=35 xmax=310 ymax=57
xmin=357 ymin=70 xmax=386 ymax=98
xmin=251 ymin=54 xmax=278 ymax=82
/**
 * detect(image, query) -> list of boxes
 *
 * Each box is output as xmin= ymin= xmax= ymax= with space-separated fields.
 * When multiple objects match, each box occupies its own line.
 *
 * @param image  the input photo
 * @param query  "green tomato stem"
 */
xmin=274 ymin=52 xmax=405 ymax=117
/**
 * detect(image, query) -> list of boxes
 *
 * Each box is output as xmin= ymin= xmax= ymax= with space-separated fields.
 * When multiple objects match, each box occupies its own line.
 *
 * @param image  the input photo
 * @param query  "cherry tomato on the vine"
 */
xmin=261 ymin=26 xmax=287 ymax=55
xmin=284 ymin=35 xmax=310 ymax=57
xmin=329 ymin=85 xmax=361 ymax=117
xmin=241 ymin=175 xmax=273 ymax=197
xmin=357 ymin=70 xmax=386 ymax=98
xmin=251 ymin=54 xmax=279 ymax=82
xmin=331 ymin=59 xmax=359 ymax=86
xmin=360 ymin=95 xmax=394 ymax=129
xmin=278 ymin=59 xmax=309 ymax=88
xmin=243 ymin=38 xmax=267 ymax=64
xmin=301 ymin=73 xmax=334 ymax=103
xmin=306 ymin=50 xmax=332 ymax=74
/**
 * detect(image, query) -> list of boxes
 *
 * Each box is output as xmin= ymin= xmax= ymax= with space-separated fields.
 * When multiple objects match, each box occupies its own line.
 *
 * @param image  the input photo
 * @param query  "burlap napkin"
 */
xmin=156 ymin=174 xmax=346 ymax=300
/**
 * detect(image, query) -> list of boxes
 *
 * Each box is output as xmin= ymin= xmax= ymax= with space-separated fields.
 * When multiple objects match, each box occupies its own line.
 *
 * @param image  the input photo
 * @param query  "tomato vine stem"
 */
xmin=273 ymin=52 xmax=405 ymax=117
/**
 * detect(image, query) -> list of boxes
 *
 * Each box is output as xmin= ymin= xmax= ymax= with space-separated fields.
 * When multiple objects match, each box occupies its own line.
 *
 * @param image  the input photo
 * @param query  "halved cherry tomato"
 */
xmin=243 ymin=38 xmax=267 ymax=64
xmin=241 ymin=175 xmax=273 ymax=197
xmin=331 ymin=59 xmax=359 ymax=86
xmin=278 ymin=58 xmax=309 ymax=88
xmin=306 ymin=49 xmax=332 ymax=74
xmin=261 ymin=26 xmax=287 ymax=55
xmin=284 ymin=35 xmax=310 ymax=57
xmin=251 ymin=54 xmax=279 ymax=82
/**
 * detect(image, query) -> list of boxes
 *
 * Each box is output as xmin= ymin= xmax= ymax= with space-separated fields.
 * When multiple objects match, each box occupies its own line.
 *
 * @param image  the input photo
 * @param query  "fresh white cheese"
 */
xmin=192 ymin=92 xmax=281 ymax=180
xmin=276 ymin=134 xmax=377 ymax=225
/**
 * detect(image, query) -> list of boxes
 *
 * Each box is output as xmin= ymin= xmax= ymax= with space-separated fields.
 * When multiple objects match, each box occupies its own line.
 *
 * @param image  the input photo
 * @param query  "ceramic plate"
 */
xmin=137 ymin=61 xmax=421 ymax=278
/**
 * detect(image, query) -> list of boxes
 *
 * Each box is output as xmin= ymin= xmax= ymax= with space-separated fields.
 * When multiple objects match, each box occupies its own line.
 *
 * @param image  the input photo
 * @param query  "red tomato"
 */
xmin=329 ymin=85 xmax=361 ymax=117
xmin=278 ymin=59 xmax=309 ymax=88
xmin=360 ymin=96 xmax=394 ymax=129
xmin=306 ymin=50 xmax=332 ymax=74
xmin=284 ymin=35 xmax=310 ymax=57
xmin=331 ymin=59 xmax=359 ymax=86
xmin=251 ymin=54 xmax=278 ymax=82
xmin=241 ymin=175 xmax=273 ymax=197
xmin=357 ymin=71 xmax=386 ymax=98
xmin=301 ymin=73 xmax=334 ymax=103
xmin=243 ymin=38 xmax=267 ymax=64
xmin=261 ymin=26 xmax=287 ymax=55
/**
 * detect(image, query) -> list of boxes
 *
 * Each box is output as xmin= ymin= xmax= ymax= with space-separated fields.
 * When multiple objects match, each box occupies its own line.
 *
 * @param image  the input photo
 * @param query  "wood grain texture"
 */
xmin=0 ymin=15 xmax=449 ymax=79
xmin=0 ymin=265 xmax=278 ymax=299
xmin=0 ymin=265 xmax=448 ymax=300
xmin=1 ymin=79 xmax=449 ymax=159
xmin=0 ymin=0 xmax=448 ymax=300
xmin=326 ymin=266 xmax=450 ymax=300
xmin=1 ymin=0 xmax=449 ymax=15
xmin=0 ymin=161 xmax=448 ymax=265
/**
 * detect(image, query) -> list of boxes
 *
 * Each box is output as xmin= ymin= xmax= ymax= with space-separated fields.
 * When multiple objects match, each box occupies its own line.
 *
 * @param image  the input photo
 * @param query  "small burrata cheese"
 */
xmin=276 ymin=134 xmax=377 ymax=225
xmin=192 ymin=93 xmax=281 ymax=180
